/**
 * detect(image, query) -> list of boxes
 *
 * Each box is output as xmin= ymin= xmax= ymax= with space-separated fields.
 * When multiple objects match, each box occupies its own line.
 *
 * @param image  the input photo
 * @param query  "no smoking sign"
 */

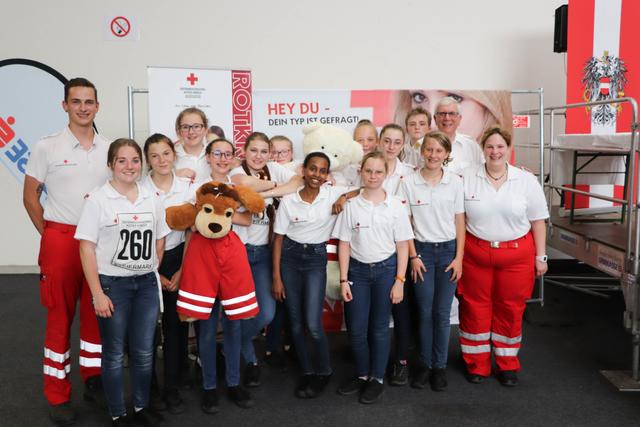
xmin=111 ymin=16 xmax=130 ymax=37
xmin=104 ymin=14 xmax=139 ymax=41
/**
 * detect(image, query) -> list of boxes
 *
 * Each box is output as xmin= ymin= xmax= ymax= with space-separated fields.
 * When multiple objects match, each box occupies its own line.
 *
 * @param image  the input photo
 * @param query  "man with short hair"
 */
xmin=434 ymin=96 xmax=484 ymax=175
xmin=402 ymin=107 xmax=431 ymax=168
xmin=24 ymin=77 xmax=109 ymax=426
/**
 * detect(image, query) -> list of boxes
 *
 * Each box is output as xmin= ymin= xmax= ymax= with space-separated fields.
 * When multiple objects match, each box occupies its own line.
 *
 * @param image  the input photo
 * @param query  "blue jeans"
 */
xmin=96 ymin=272 xmax=159 ymax=417
xmin=344 ymin=254 xmax=397 ymax=380
xmin=240 ymin=244 xmax=275 ymax=364
xmin=280 ymin=237 xmax=331 ymax=375
xmin=414 ymin=239 xmax=457 ymax=369
xmin=199 ymin=302 xmax=242 ymax=389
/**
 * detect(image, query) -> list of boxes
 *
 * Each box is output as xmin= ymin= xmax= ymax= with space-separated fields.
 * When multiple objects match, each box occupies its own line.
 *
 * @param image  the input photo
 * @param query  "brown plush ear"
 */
xmin=166 ymin=203 xmax=198 ymax=231
xmin=233 ymin=184 xmax=266 ymax=214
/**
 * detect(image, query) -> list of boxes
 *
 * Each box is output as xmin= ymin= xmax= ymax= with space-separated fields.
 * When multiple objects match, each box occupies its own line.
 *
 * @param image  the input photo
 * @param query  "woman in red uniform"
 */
xmin=457 ymin=125 xmax=548 ymax=387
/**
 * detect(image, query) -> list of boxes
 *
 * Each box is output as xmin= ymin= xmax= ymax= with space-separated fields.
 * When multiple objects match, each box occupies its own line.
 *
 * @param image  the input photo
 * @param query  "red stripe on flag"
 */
xmin=563 ymin=184 xmax=591 ymax=209
xmin=616 ymin=0 xmax=640 ymax=133
xmin=566 ymin=0 xmax=596 ymax=134
xmin=350 ymin=90 xmax=394 ymax=127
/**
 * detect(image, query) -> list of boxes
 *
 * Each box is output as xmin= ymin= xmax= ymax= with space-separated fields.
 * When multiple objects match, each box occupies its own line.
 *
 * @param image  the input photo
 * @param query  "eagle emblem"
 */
xmin=581 ymin=50 xmax=628 ymax=125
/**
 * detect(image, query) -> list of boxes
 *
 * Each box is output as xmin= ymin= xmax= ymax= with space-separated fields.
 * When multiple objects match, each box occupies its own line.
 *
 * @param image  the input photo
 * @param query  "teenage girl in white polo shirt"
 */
xmin=272 ymin=152 xmax=351 ymax=399
xmin=75 ymin=139 xmax=170 ymax=426
xmin=333 ymin=151 xmax=414 ymax=404
xmin=398 ymin=131 xmax=465 ymax=392
xmin=174 ymin=107 xmax=211 ymax=182
xmin=140 ymin=133 xmax=195 ymax=413
xmin=458 ymin=126 xmax=548 ymax=387
xmin=229 ymin=132 xmax=301 ymax=388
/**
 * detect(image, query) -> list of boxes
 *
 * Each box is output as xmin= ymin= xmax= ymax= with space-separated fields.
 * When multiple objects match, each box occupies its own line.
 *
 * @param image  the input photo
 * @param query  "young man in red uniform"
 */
xmin=23 ymin=78 xmax=110 ymax=426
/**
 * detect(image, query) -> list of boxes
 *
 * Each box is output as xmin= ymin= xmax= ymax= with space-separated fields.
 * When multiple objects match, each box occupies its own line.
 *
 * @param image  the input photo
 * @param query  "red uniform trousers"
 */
xmin=456 ymin=231 xmax=535 ymax=376
xmin=177 ymin=231 xmax=259 ymax=321
xmin=39 ymin=221 xmax=102 ymax=405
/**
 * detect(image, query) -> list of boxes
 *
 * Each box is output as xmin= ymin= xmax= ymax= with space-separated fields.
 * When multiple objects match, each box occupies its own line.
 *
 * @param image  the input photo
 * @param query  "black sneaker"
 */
xmin=112 ymin=415 xmax=131 ymax=426
xmin=264 ymin=351 xmax=287 ymax=372
xmin=359 ymin=379 xmax=384 ymax=404
xmin=163 ymin=387 xmax=186 ymax=414
xmin=243 ymin=363 xmax=261 ymax=388
xmin=464 ymin=371 xmax=486 ymax=384
xmin=306 ymin=373 xmax=332 ymax=398
xmin=497 ymin=370 xmax=519 ymax=387
xmin=389 ymin=362 xmax=408 ymax=386
xmin=48 ymin=402 xmax=76 ymax=426
xmin=410 ymin=365 xmax=431 ymax=389
xmin=295 ymin=374 xmax=314 ymax=398
xmin=131 ymin=408 xmax=166 ymax=427
xmin=83 ymin=375 xmax=107 ymax=409
xmin=228 ymin=385 xmax=255 ymax=409
xmin=200 ymin=389 xmax=219 ymax=414
xmin=337 ymin=377 xmax=367 ymax=396
xmin=430 ymin=368 xmax=448 ymax=391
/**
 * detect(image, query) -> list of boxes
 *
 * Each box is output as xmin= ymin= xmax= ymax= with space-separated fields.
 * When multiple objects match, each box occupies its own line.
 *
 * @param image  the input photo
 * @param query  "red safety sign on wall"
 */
xmin=512 ymin=115 xmax=530 ymax=129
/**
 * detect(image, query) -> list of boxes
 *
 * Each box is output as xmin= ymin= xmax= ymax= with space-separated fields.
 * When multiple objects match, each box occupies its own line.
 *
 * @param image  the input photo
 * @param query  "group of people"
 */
xmin=24 ymin=77 xmax=548 ymax=427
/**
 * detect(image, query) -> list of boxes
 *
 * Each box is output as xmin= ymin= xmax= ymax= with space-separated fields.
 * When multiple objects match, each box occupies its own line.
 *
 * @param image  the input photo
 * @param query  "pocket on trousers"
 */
xmin=39 ymin=270 xmax=55 ymax=309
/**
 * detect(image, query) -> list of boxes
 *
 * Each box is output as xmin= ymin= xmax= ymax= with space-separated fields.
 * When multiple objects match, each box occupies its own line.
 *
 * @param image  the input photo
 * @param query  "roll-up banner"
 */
xmin=147 ymin=66 xmax=252 ymax=147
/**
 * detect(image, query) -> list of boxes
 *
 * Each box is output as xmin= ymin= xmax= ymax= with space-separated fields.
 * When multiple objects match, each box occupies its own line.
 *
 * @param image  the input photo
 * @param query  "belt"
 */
xmin=470 ymin=233 xmax=528 ymax=249
xmin=44 ymin=221 xmax=77 ymax=233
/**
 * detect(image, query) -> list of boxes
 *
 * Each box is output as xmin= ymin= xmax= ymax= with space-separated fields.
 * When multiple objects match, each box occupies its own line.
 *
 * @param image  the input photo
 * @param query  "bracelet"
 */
xmin=395 ymin=276 xmax=406 ymax=283
xmin=409 ymin=254 xmax=421 ymax=260
xmin=339 ymin=279 xmax=349 ymax=283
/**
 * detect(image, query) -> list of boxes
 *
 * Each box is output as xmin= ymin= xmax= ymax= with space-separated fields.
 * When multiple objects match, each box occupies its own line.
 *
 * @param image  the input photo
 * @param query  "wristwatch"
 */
xmin=535 ymin=255 xmax=548 ymax=263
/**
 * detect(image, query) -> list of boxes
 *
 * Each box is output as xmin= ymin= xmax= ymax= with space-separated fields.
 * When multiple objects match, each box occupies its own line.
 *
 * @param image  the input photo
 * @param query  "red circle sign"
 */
xmin=110 ymin=16 xmax=130 ymax=38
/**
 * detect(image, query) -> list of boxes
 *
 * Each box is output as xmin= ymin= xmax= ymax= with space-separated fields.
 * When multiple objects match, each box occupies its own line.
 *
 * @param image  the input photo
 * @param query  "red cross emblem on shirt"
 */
xmin=64 ymin=159 xmax=68 ymax=164
xmin=186 ymin=73 xmax=198 ymax=86
xmin=133 ymin=215 xmax=139 ymax=221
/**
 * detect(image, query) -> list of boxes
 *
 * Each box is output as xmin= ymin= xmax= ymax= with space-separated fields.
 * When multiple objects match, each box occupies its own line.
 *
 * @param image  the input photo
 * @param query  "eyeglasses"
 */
xmin=179 ymin=123 xmax=205 ymax=132
xmin=272 ymin=149 xmax=291 ymax=158
xmin=211 ymin=150 xmax=234 ymax=160
xmin=435 ymin=112 xmax=460 ymax=118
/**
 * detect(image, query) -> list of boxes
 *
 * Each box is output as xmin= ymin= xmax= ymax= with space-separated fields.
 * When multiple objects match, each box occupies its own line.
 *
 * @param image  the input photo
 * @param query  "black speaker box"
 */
xmin=554 ymin=5 xmax=568 ymax=53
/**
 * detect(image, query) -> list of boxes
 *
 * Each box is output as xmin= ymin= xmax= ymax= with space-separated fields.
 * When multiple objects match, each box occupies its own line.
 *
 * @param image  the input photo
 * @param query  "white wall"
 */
xmin=1 ymin=0 xmax=567 ymax=269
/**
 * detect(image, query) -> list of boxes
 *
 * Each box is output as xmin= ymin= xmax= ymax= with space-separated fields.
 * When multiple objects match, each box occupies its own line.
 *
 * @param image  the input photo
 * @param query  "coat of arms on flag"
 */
xmin=581 ymin=50 xmax=628 ymax=126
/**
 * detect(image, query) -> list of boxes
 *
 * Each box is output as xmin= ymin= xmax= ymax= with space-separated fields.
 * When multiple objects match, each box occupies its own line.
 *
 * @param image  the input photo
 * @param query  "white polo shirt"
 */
xmin=341 ymin=163 xmax=361 ymax=187
xmin=346 ymin=159 xmax=416 ymax=195
xmin=402 ymin=138 xmax=424 ymax=169
xmin=274 ymin=185 xmax=348 ymax=244
xmin=445 ymin=133 xmax=484 ymax=175
xmin=174 ymin=141 xmax=211 ymax=182
xmin=25 ymin=126 xmax=110 ymax=225
xmin=229 ymin=161 xmax=296 ymax=245
xmin=332 ymin=193 xmax=414 ymax=264
xmin=463 ymin=164 xmax=549 ymax=242
xmin=75 ymin=182 xmax=171 ymax=276
xmin=384 ymin=158 xmax=416 ymax=195
xmin=140 ymin=173 xmax=196 ymax=251
xmin=398 ymin=170 xmax=464 ymax=243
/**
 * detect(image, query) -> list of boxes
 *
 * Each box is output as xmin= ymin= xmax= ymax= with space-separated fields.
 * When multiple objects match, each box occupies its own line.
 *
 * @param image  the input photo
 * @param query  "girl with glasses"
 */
xmin=174 ymin=107 xmax=211 ymax=182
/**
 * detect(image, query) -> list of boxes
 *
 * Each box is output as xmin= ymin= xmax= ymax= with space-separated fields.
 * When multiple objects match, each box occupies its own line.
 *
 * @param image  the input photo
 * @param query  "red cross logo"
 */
xmin=186 ymin=73 xmax=198 ymax=86
xmin=64 ymin=159 xmax=68 ymax=164
xmin=133 ymin=215 xmax=139 ymax=221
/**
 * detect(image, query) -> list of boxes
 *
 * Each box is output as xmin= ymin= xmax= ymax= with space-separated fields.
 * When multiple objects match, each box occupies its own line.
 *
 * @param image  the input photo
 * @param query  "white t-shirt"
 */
xmin=332 ymin=193 xmax=414 ymax=264
xmin=174 ymin=142 xmax=211 ymax=182
xmin=463 ymin=164 xmax=549 ymax=242
xmin=274 ymin=185 xmax=348 ymax=244
xmin=229 ymin=161 xmax=296 ymax=245
xmin=25 ymin=126 xmax=110 ymax=225
xmin=75 ymin=182 xmax=171 ymax=276
xmin=398 ymin=170 xmax=464 ymax=243
xmin=445 ymin=133 xmax=485 ymax=175
xmin=140 ymin=173 xmax=196 ymax=251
